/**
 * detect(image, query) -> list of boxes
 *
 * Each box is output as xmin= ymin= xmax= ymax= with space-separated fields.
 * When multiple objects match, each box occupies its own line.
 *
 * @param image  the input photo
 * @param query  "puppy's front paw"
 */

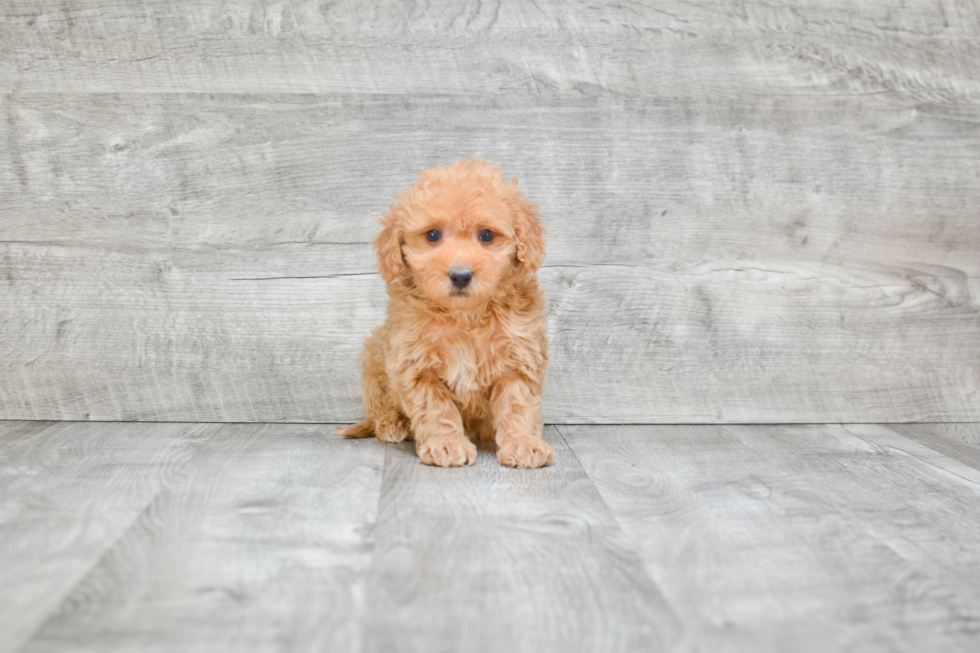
xmin=497 ymin=436 xmax=554 ymax=469
xmin=417 ymin=434 xmax=477 ymax=468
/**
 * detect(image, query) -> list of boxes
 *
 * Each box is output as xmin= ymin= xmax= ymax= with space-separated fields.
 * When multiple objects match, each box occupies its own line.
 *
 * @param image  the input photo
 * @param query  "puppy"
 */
xmin=339 ymin=159 xmax=552 ymax=468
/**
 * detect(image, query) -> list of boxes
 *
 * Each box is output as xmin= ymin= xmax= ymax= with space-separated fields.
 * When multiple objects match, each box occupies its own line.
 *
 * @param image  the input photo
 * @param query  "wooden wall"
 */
xmin=1 ymin=0 xmax=978 ymax=423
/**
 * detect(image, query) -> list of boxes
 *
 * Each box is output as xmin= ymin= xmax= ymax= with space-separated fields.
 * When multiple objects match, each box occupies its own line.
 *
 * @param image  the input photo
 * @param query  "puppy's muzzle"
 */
xmin=449 ymin=267 xmax=473 ymax=290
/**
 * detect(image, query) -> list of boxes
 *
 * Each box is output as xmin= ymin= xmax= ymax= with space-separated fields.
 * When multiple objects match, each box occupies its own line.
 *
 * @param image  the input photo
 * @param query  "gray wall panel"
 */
xmin=1 ymin=2 xmax=978 ymax=422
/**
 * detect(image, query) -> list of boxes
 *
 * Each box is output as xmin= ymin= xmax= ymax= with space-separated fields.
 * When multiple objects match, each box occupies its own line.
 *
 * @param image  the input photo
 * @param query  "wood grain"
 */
xmin=20 ymin=423 xmax=386 ymax=653
xmin=561 ymin=423 xmax=980 ymax=653
xmin=1 ymin=1 xmax=978 ymax=100
xmin=362 ymin=426 xmax=682 ymax=653
xmin=0 ymin=420 xmax=217 ymax=653
xmin=2 ymin=92 xmax=978 ymax=422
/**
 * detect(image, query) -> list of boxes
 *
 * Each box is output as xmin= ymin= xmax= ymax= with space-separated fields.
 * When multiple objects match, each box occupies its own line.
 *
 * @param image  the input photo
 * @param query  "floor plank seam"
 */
xmin=551 ymin=424 xmax=665 ymax=581
xmin=841 ymin=424 xmax=980 ymax=488
xmin=10 ymin=423 xmax=223 ymax=653
xmin=356 ymin=440 xmax=392 ymax=653
xmin=724 ymin=424 xmax=977 ymax=586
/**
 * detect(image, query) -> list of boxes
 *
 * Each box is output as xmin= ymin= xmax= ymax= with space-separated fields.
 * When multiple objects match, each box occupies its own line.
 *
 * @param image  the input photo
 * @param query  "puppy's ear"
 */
xmin=511 ymin=185 xmax=546 ymax=272
xmin=374 ymin=208 xmax=404 ymax=282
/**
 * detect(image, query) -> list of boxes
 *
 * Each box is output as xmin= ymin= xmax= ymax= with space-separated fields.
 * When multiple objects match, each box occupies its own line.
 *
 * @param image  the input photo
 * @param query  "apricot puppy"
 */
xmin=340 ymin=159 xmax=552 ymax=468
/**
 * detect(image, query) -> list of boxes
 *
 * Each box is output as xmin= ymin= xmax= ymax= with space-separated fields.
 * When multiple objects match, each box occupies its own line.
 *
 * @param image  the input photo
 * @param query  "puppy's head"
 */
xmin=375 ymin=159 xmax=544 ymax=310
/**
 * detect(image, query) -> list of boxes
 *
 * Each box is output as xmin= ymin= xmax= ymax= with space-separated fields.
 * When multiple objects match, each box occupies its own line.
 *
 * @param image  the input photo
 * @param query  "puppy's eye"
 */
xmin=478 ymin=229 xmax=494 ymax=243
xmin=425 ymin=229 xmax=441 ymax=243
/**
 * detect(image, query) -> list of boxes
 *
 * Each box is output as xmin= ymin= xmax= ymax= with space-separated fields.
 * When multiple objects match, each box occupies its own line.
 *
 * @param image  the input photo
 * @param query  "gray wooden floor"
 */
xmin=2 ymin=421 xmax=979 ymax=653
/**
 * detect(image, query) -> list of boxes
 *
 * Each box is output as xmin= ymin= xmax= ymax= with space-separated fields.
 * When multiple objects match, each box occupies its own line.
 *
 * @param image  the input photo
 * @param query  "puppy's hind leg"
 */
xmin=338 ymin=406 xmax=408 ymax=441
xmin=372 ymin=406 xmax=410 ymax=443
xmin=338 ymin=329 xmax=410 ymax=442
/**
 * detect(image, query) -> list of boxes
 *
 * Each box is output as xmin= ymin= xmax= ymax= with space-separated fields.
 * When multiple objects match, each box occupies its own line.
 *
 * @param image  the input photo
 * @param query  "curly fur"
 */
xmin=339 ymin=159 xmax=552 ymax=468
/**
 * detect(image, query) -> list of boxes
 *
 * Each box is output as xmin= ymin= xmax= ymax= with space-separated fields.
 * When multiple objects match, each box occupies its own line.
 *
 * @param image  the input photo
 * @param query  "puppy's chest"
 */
xmin=434 ymin=333 xmax=499 ymax=397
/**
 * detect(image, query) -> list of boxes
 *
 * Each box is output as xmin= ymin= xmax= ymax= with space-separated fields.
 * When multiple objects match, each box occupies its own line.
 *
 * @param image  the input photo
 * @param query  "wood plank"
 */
xmin=20 ymin=423 xmax=386 ymax=653
xmin=4 ymin=94 xmax=980 ymax=267
xmin=538 ymin=259 xmax=979 ymax=422
xmin=1 ymin=241 xmax=976 ymax=422
xmin=562 ymin=424 xmax=980 ymax=652
xmin=362 ymin=426 xmax=682 ymax=653
xmin=2 ymin=93 xmax=978 ymax=422
xmin=1 ymin=1 xmax=978 ymax=99
xmin=0 ymin=421 xmax=217 ymax=653
xmin=0 ymin=242 xmax=376 ymax=422
xmin=883 ymin=423 xmax=980 ymax=471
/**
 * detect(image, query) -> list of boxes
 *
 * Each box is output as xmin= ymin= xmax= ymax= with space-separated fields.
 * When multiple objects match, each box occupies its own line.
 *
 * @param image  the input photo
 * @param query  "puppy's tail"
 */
xmin=337 ymin=420 xmax=374 ymax=438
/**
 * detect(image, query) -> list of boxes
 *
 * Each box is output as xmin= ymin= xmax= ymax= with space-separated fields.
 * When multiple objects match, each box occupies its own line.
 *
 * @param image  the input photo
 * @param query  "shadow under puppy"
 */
xmin=340 ymin=159 xmax=552 ymax=469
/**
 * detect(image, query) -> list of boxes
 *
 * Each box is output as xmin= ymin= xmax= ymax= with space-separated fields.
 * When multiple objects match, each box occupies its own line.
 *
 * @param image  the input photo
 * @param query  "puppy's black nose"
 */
xmin=449 ymin=268 xmax=473 ymax=289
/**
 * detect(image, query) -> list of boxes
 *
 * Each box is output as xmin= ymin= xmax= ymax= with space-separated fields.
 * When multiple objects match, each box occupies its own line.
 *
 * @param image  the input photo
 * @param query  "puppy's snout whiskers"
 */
xmin=449 ymin=268 xmax=473 ymax=290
